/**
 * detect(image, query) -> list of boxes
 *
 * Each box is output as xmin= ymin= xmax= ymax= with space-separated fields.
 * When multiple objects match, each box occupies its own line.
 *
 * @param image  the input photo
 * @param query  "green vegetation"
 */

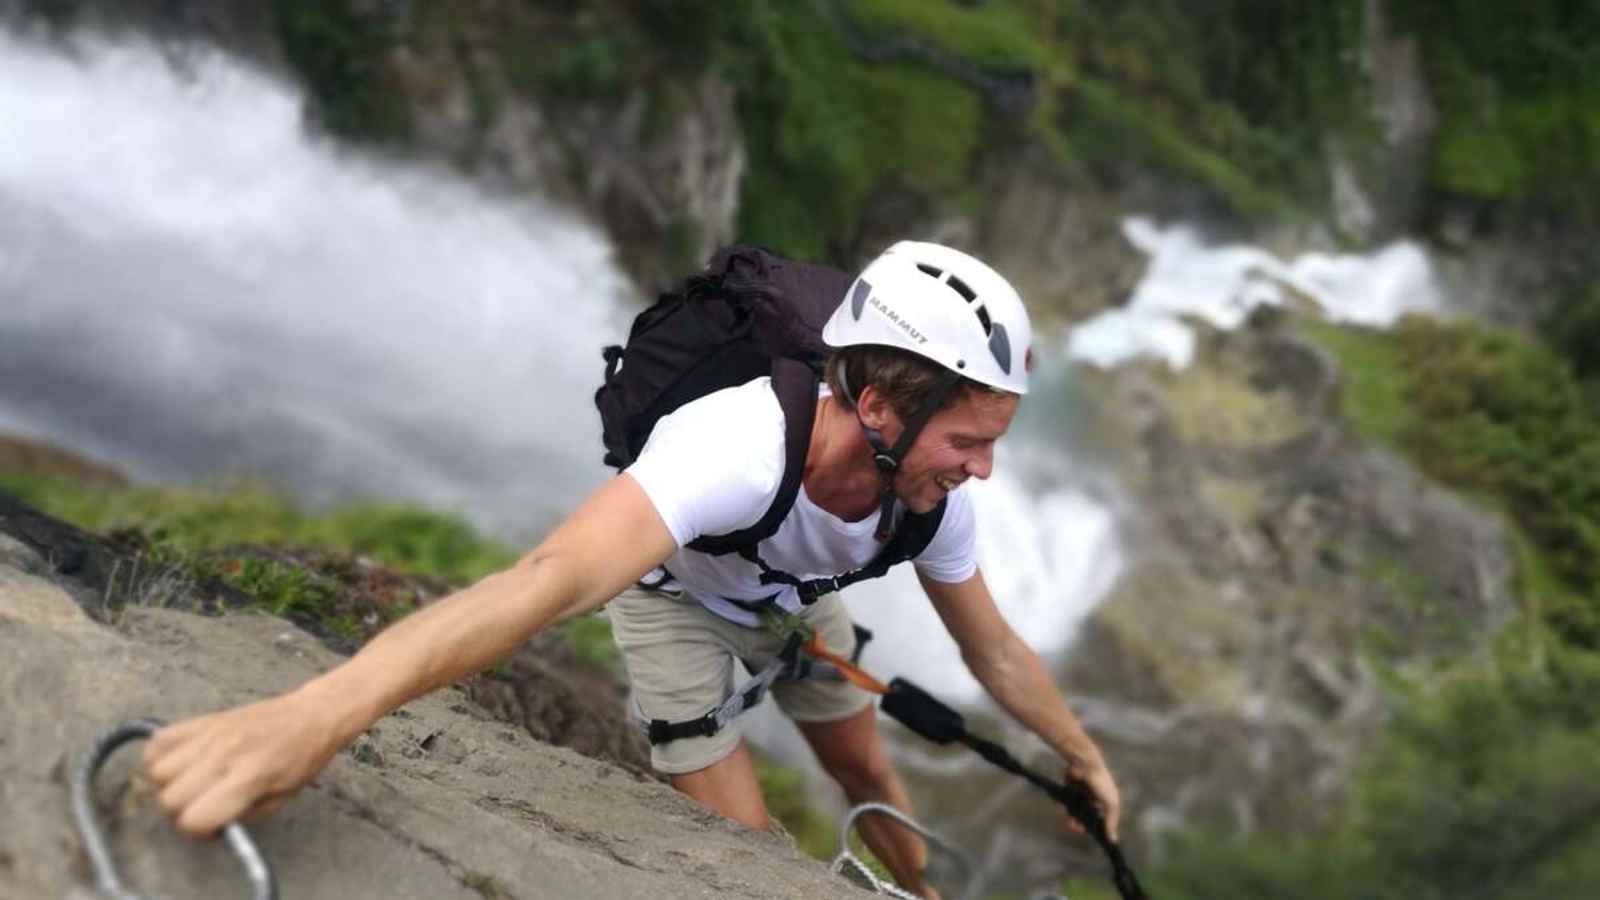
xmin=272 ymin=0 xmax=413 ymax=142
xmin=1047 ymin=0 xmax=1362 ymax=216
xmin=1297 ymin=319 xmax=1410 ymax=450
xmin=754 ymin=754 xmax=837 ymax=861
xmin=847 ymin=0 xmax=1044 ymax=69
xmin=1541 ymin=280 xmax=1600 ymax=404
xmin=1393 ymin=1 xmax=1600 ymax=215
xmin=0 ymin=473 xmax=513 ymax=585
xmin=0 ymin=471 xmax=513 ymax=649
xmin=726 ymin=0 xmax=1348 ymax=251
xmin=258 ymin=0 xmax=1380 ymax=260
xmin=730 ymin=2 xmax=988 ymax=258
xmin=1181 ymin=314 xmax=1600 ymax=896
xmin=253 ymin=0 xmax=1600 ymax=258
xmin=1152 ymin=648 xmax=1600 ymax=899
xmin=559 ymin=613 xmax=621 ymax=674
xmin=1398 ymin=317 xmax=1600 ymax=642
xmin=1305 ymin=315 xmax=1600 ymax=646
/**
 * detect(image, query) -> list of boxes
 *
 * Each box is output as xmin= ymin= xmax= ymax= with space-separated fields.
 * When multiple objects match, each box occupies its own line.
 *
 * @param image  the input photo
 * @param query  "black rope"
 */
xmin=880 ymin=678 xmax=1148 ymax=900
xmin=958 ymin=732 xmax=1147 ymax=900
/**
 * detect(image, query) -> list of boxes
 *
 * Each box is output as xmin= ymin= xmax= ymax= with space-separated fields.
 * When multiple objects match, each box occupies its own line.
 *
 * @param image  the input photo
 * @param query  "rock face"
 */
xmin=1055 ymin=311 xmax=1516 ymax=859
xmin=1328 ymin=0 xmax=1438 ymax=243
xmin=0 ymin=511 xmax=854 ymax=900
xmin=967 ymin=146 xmax=1151 ymax=325
xmin=398 ymin=41 xmax=746 ymax=288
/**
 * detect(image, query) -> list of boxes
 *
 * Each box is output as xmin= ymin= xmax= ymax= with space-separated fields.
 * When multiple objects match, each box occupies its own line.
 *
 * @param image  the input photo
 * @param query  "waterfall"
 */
xmin=1067 ymin=217 xmax=1445 ymax=370
xmin=0 ymin=27 xmax=1122 ymax=705
xmin=1 ymin=27 xmax=630 ymax=538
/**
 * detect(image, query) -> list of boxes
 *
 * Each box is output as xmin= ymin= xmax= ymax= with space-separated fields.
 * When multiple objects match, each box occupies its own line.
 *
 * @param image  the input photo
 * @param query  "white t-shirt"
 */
xmin=625 ymin=377 xmax=978 ymax=627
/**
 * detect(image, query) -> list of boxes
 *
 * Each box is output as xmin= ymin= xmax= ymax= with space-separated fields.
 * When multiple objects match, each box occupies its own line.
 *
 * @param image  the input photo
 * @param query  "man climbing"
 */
xmin=143 ymin=241 xmax=1122 ymax=899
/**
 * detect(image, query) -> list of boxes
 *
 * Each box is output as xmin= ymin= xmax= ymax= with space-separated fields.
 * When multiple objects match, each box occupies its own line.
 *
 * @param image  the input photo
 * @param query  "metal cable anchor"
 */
xmin=71 ymin=718 xmax=278 ymax=900
xmin=830 ymin=802 xmax=978 ymax=900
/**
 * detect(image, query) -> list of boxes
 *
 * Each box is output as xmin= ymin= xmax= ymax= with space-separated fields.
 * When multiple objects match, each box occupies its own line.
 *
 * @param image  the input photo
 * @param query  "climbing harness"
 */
xmin=830 ymin=802 xmax=976 ymax=899
xmin=71 ymin=719 xmax=278 ymax=900
xmin=642 ymin=631 xmax=809 ymax=745
xmin=639 ymin=614 xmax=878 ymax=746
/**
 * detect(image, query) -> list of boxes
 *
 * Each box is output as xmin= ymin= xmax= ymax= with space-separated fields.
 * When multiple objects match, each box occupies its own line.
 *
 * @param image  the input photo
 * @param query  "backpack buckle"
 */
xmin=800 ymin=575 xmax=843 ymax=601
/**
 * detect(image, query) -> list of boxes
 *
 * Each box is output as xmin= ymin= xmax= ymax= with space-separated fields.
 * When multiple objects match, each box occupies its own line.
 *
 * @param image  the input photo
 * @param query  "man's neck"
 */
xmin=802 ymin=395 xmax=886 ymax=522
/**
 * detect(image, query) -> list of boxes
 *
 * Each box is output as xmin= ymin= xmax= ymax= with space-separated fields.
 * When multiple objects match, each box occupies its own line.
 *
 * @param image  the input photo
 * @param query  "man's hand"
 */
xmin=143 ymin=688 xmax=344 ymax=837
xmin=1065 ymin=758 xmax=1122 ymax=843
xmin=139 ymin=474 xmax=678 ymax=839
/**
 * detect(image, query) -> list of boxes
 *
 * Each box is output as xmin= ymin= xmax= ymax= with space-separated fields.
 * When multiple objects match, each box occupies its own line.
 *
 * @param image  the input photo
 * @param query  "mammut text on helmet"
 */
xmin=866 ymin=292 xmax=929 ymax=346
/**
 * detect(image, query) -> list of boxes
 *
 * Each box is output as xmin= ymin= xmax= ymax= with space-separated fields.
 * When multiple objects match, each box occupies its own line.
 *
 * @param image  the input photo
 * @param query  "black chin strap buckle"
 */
xmin=863 ymin=425 xmax=898 ymax=473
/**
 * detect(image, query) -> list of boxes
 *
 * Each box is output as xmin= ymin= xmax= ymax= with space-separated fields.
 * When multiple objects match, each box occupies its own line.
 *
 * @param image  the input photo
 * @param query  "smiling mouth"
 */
xmin=935 ymin=475 xmax=962 ymax=492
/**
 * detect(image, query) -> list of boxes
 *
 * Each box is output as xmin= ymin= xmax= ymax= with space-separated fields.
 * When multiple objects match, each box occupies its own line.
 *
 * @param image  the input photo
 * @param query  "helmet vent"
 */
xmin=970 ymin=294 xmax=992 ymax=334
xmin=946 ymin=274 xmax=977 ymax=303
xmin=914 ymin=263 xmax=992 ymax=335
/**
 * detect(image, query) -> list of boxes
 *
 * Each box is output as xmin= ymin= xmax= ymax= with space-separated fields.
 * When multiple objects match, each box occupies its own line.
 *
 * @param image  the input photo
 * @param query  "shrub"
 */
xmin=1397 ymin=317 xmax=1600 ymax=633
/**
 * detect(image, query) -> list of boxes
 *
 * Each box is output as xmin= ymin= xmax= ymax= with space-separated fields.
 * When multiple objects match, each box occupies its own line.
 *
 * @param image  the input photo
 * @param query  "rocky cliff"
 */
xmin=1060 ymin=310 xmax=1515 ymax=852
xmin=0 ymin=497 xmax=856 ymax=900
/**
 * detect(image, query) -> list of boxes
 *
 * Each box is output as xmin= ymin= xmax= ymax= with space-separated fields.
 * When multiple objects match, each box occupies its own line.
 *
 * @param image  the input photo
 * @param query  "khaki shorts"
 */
xmin=607 ymin=585 xmax=873 ymax=774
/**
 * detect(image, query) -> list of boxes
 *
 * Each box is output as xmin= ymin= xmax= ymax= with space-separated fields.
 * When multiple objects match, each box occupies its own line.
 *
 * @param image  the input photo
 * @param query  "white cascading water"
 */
xmin=0 ymin=28 xmax=1121 ymax=705
xmin=1068 ymin=217 xmax=1445 ymax=369
xmin=0 ymin=27 xmax=631 ymax=538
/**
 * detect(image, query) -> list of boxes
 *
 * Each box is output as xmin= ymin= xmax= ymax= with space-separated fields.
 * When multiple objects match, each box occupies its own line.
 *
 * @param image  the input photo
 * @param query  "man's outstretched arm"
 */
xmin=918 ymin=568 xmax=1122 ymax=840
xmin=143 ymin=473 xmax=676 ymax=837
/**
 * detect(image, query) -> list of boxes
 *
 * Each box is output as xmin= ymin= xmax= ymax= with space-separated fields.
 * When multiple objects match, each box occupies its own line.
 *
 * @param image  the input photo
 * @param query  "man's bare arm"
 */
xmin=144 ymin=474 xmax=675 ymax=836
xmin=918 ymin=568 xmax=1122 ymax=840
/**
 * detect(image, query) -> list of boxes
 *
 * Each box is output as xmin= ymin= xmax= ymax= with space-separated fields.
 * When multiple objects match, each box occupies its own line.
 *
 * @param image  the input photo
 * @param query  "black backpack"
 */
xmin=593 ymin=245 xmax=944 ymax=602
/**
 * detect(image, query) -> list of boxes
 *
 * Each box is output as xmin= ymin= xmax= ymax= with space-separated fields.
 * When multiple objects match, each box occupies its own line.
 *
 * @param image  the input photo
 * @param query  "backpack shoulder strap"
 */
xmin=880 ymin=501 xmax=948 ymax=563
xmin=685 ymin=358 xmax=818 ymax=556
xmin=737 ymin=498 xmax=950 ymax=603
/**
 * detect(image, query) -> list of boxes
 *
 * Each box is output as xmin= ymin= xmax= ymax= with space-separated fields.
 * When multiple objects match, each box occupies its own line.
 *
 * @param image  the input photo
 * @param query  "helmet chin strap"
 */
xmin=857 ymin=370 xmax=965 ymax=541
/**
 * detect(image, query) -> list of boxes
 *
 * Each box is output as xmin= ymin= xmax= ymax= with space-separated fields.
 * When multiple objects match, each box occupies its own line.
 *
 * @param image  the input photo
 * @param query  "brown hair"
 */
xmin=824 ymin=345 xmax=1001 ymax=420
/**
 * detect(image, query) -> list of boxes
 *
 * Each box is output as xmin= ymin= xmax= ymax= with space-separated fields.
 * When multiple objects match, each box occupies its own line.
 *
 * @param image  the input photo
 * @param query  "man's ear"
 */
xmin=854 ymin=385 xmax=898 ymax=434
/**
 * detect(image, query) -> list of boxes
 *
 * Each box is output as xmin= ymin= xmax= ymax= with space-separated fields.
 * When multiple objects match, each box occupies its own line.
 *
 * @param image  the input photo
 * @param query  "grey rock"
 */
xmin=0 ymin=567 xmax=856 ymax=900
xmin=1045 ymin=311 xmax=1515 ymax=864
xmin=0 ymin=532 xmax=46 ymax=574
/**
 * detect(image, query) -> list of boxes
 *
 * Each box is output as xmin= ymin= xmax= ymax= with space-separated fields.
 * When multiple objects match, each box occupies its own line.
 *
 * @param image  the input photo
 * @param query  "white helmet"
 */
xmin=821 ymin=240 xmax=1032 ymax=395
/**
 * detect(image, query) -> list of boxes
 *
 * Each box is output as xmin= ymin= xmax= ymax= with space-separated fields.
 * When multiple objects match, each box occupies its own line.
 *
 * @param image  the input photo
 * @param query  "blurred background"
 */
xmin=3 ymin=1 xmax=1598 ymax=897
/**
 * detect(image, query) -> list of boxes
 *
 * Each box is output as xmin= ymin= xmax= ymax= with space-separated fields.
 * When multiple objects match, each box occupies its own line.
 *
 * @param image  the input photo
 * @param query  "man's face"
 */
xmin=875 ymin=389 xmax=1020 ymax=514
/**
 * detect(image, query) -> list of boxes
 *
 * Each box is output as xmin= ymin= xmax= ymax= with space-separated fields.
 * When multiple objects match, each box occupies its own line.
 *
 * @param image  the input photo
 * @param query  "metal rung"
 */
xmin=71 ymin=719 xmax=278 ymax=900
